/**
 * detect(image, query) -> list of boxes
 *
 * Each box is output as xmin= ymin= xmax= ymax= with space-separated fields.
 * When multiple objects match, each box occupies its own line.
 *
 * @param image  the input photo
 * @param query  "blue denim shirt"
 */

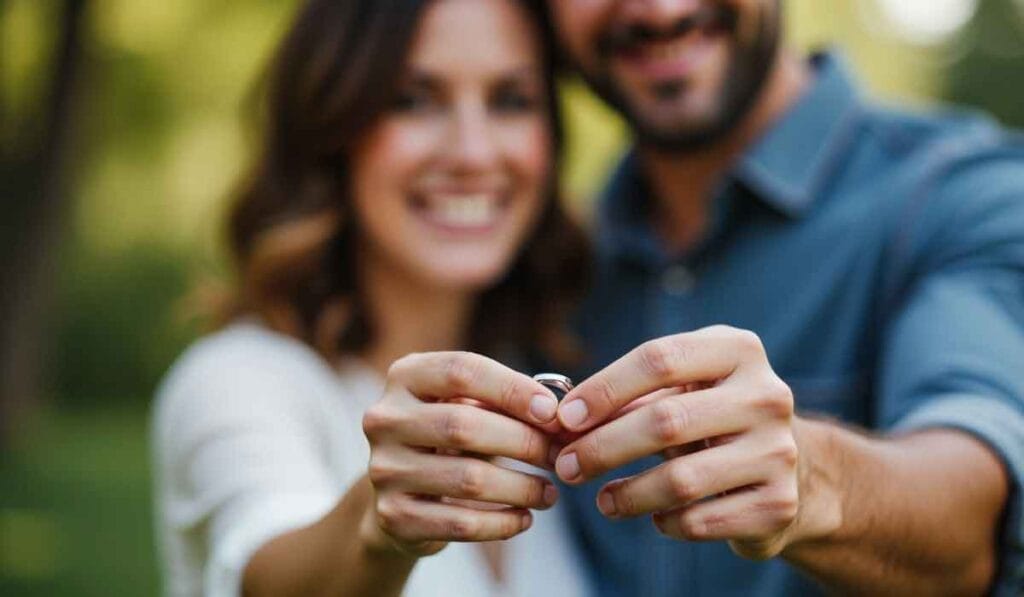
xmin=564 ymin=53 xmax=1024 ymax=596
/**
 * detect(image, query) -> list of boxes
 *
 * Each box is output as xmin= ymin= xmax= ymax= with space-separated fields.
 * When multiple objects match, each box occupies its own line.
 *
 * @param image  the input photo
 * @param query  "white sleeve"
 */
xmin=153 ymin=337 xmax=344 ymax=597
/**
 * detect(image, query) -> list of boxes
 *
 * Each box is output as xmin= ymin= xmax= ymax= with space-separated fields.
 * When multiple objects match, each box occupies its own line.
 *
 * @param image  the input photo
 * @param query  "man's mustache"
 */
xmin=598 ymin=5 xmax=738 ymax=55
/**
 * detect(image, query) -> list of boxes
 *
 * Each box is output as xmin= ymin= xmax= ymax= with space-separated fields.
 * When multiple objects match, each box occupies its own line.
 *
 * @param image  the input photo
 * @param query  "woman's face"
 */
xmin=351 ymin=0 xmax=551 ymax=291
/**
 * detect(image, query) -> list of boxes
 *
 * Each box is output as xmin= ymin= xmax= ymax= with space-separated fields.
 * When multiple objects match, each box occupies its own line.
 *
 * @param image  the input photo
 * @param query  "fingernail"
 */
xmin=597 ymin=491 xmax=617 ymax=517
xmin=560 ymin=400 xmax=589 ymax=429
xmin=543 ymin=483 xmax=559 ymax=506
xmin=530 ymin=394 xmax=558 ymax=423
xmin=547 ymin=444 xmax=563 ymax=467
xmin=555 ymin=452 xmax=580 ymax=481
xmin=521 ymin=512 xmax=533 ymax=530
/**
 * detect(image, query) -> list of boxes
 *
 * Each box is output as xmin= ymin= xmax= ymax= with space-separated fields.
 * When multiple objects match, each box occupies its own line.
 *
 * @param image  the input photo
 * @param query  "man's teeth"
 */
xmin=427 ymin=194 xmax=500 ymax=227
xmin=642 ymin=33 xmax=701 ymax=60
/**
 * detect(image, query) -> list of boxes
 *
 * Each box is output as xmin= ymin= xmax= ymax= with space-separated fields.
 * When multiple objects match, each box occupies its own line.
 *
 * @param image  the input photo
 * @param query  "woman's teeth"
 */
xmin=424 ymin=194 xmax=501 ymax=228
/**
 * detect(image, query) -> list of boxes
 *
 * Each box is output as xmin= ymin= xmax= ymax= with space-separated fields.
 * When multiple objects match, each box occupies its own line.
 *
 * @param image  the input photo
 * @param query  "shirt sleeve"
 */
xmin=154 ymin=335 xmax=344 ymax=597
xmin=877 ymin=152 xmax=1024 ymax=595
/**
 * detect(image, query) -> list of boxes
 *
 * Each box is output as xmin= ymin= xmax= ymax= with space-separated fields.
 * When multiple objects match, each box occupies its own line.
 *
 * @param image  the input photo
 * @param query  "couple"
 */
xmin=154 ymin=0 xmax=1024 ymax=596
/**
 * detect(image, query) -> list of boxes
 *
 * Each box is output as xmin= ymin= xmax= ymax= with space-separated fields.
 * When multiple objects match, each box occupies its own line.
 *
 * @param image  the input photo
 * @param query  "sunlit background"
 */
xmin=2 ymin=0 xmax=1023 ymax=594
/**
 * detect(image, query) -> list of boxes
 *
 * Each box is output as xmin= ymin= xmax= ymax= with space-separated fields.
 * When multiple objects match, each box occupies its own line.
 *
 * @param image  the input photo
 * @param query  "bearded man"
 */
xmin=540 ymin=1 xmax=1024 ymax=594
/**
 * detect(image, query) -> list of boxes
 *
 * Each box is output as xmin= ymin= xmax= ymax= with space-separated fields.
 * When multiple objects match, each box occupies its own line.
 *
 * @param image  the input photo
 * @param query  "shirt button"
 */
xmin=661 ymin=265 xmax=696 ymax=296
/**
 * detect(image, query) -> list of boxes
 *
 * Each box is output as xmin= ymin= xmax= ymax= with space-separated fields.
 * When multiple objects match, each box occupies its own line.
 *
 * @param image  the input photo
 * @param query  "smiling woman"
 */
xmin=351 ymin=0 xmax=552 ymax=291
xmin=224 ymin=0 xmax=586 ymax=362
xmin=151 ymin=1 xmax=590 ymax=596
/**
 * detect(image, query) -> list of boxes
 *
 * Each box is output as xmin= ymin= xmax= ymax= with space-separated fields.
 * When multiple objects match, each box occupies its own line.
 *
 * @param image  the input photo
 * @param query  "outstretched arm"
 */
xmin=243 ymin=475 xmax=415 ymax=597
xmin=782 ymin=419 xmax=1006 ymax=594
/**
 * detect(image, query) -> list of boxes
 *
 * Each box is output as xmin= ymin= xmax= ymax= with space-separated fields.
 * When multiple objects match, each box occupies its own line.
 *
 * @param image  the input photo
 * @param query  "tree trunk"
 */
xmin=0 ymin=0 xmax=87 ymax=446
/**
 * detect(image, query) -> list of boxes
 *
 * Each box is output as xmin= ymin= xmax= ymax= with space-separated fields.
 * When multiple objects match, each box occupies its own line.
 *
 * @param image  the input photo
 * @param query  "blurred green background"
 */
xmin=2 ymin=0 xmax=1023 ymax=594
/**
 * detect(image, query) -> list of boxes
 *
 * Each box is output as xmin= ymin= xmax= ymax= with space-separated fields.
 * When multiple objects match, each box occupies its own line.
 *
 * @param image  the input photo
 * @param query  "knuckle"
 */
xmin=779 ymin=486 xmax=800 ymax=520
xmin=525 ymin=477 xmax=546 ymax=506
xmin=386 ymin=353 xmax=418 ymax=381
xmin=731 ymin=328 xmax=766 ymax=358
xmin=439 ymin=407 xmax=477 ymax=448
xmin=778 ymin=501 xmax=799 ymax=527
xmin=650 ymin=398 xmax=690 ymax=445
xmin=637 ymin=339 xmax=678 ymax=381
xmin=701 ymin=511 xmax=731 ymax=537
xmin=751 ymin=376 xmax=794 ymax=419
xmin=667 ymin=464 xmax=698 ymax=502
xmin=678 ymin=511 xmax=708 ymax=541
xmin=499 ymin=376 xmax=521 ymax=415
xmin=769 ymin=435 xmax=800 ymax=469
xmin=759 ymin=486 xmax=799 ymax=527
xmin=610 ymin=483 xmax=636 ymax=515
xmin=367 ymin=456 xmax=399 ymax=487
xmin=502 ymin=512 xmax=523 ymax=538
xmin=455 ymin=462 xmax=488 ymax=499
xmin=704 ymin=324 xmax=733 ymax=337
xmin=362 ymin=404 xmax=398 ymax=439
xmin=576 ymin=436 xmax=608 ymax=475
xmin=443 ymin=353 xmax=479 ymax=394
xmin=767 ymin=506 xmax=797 ymax=532
xmin=446 ymin=515 xmax=479 ymax=541
xmin=590 ymin=377 xmax=619 ymax=414
xmin=521 ymin=428 xmax=545 ymax=465
xmin=375 ymin=496 xmax=403 ymax=534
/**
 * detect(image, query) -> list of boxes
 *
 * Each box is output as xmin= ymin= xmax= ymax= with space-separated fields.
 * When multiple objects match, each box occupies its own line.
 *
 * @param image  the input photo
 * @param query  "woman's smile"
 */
xmin=408 ymin=187 xmax=513 ymax=234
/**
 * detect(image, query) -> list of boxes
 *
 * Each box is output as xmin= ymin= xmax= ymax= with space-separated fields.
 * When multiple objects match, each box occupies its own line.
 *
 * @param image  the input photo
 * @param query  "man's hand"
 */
xmin=553 ymin=325 xmax=838 ymax=559
xmin=362 ymin=352 xmax=562 ymax=556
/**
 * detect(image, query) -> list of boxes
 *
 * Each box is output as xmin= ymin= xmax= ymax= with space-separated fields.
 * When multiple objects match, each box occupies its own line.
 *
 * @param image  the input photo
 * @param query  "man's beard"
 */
xmin=579 ymin=3 xmax=782 ymax=153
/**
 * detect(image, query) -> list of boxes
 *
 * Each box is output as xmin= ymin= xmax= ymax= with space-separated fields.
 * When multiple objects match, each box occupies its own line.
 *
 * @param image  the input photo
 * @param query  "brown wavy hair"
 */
xmin=221 ymin=0 xmax=589 ymax=364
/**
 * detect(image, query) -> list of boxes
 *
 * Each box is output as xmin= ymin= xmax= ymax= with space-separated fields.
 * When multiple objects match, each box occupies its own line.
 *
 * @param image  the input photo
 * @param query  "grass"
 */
xmin=0 ymin=407 xmax=158 ymax=596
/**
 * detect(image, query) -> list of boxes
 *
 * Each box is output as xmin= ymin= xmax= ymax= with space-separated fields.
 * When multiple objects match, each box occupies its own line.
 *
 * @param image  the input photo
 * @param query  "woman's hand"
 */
xmin=361 ymin=351 xmax=563 ymax=556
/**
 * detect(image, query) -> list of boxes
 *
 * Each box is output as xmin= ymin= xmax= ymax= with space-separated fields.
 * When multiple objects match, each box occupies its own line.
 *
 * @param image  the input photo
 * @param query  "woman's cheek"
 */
xmin=502 ymin=121 xmax=552 ymax=196
xmin=362 ymin=120 xmax=442 ymax=177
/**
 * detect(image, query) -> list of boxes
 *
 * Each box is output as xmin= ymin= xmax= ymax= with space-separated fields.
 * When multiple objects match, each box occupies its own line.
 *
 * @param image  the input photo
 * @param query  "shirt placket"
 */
xmin=642 ymin=260 xmax=703 ymax=596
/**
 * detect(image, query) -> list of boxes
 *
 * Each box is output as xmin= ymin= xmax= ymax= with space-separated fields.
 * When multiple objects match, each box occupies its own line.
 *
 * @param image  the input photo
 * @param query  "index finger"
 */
xmin=558 ymin=326 xmax=759 ymax=431
xmin=388 ymin=352 xmax=559 ymax=426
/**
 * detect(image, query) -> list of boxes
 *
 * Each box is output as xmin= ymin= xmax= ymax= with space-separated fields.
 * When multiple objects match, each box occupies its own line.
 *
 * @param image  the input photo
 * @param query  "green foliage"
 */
xmin=51 ymin=244 xmax=198 ymax=409
xmin=0 ymin=410 xmax=156 ymax=595
xmin=1 ymin=0 xmax=59 ymax=149
xmin=38 ymin=0 xmax=295 ymax=408
xmin=945 ymin=0 xmax=1024 ymax=127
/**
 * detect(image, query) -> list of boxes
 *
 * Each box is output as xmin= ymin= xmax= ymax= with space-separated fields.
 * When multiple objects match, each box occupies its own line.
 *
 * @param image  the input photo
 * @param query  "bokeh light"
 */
xmin=872 ymin=0 xmax=979 ymax=45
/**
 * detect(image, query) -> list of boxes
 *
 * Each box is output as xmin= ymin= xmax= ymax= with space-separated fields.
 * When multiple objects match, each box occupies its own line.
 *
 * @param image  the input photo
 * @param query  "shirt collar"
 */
xmin=732 ymin=52 xmax=863 ymax=217
xmin=598 ymin=52 xmax=864 ymax=264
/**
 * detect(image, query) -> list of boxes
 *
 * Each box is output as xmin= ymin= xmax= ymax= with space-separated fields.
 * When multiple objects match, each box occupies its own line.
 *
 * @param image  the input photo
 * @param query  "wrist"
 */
xmin=781 ymin=417 xmax=847 ymax=557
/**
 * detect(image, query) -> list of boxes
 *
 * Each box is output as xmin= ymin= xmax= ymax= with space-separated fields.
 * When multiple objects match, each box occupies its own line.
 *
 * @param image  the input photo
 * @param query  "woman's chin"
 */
xmin=419 ymin=260 xmax=514 ymax=293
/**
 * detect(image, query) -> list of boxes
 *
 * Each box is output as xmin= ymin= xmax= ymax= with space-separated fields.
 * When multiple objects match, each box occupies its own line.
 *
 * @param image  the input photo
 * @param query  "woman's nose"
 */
xmin=444 ymin=101 xmax=500 ymax=172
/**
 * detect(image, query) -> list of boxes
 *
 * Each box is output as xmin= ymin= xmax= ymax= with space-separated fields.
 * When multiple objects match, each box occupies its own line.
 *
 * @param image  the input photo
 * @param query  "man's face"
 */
xmin=548 ymin=0 xmax=781 ymax=151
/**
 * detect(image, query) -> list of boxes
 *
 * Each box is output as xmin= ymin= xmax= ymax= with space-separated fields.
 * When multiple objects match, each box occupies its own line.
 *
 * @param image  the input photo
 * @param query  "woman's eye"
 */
xmin=491 ymin=88 xmax=540 ymax=114
xmin=391 ymin=89 xmax=436 ymax=113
